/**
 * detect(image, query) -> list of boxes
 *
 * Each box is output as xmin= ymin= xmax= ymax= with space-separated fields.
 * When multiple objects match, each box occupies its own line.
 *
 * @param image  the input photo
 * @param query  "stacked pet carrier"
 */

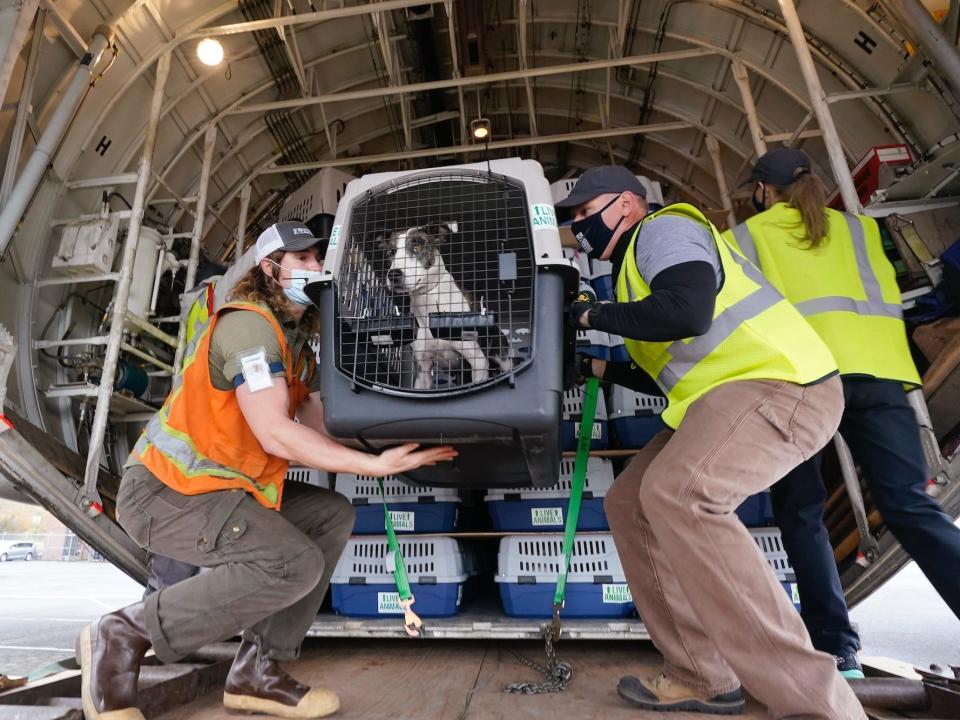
xmin=495 ymin=534 xmax=635 ymax=618
xmin=485 ymin=457 xmax=615 ymax=532
xmin=336 ymin=474 xmax=461 ymax=534
xmin=751 ymin=527 xmax=800 ymax=612
xmin=284 ymin=466 xmax=329 ymax=489
xmin=330 ymin=536 xmax=479 ymax=618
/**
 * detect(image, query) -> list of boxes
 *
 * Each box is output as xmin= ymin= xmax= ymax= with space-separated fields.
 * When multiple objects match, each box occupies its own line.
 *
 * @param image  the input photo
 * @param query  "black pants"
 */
xmin=770 ymin=377 xmax=960 ymax=656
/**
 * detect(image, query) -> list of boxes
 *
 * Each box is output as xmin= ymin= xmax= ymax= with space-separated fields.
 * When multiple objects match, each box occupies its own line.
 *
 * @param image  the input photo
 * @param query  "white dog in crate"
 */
xmin=380 ymin=222 xmax=512 ymax=390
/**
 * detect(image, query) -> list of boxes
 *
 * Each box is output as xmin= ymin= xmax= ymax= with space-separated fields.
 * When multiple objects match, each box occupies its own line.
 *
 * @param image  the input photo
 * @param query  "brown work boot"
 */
xmin=223 ymin=638 xmax=339 ymax=718
xmin=76 ymin=602 xmax=152 ymax=720
xmin=617 ymin=673 xmax=746 ymax=715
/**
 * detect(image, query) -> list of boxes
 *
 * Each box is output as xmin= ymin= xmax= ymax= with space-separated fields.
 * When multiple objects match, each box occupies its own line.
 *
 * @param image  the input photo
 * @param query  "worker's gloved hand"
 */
xmin=568 ymin=288 xmax=599 ymax=328
xmin=575 ymin=352 xmax=596 ymax=384
xmin=564 ymin=353 xmax=605 ymax=388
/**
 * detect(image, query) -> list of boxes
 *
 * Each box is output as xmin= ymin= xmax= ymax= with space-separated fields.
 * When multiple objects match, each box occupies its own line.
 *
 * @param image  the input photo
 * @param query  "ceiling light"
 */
xmin=197 ymin=38 xmax=224 ymax=67
xmin=471 ymin=118 xmax=491 ymax=141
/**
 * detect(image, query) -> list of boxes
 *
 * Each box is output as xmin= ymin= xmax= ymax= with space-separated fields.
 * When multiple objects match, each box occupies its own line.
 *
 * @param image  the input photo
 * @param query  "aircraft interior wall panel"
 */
xmin=666 ymin=3 xmax=747 ymax=50
xmin=831 ymin=101 xmax=906 ymax=159
xmin=83 ymin=79 xmax=156 ymax=187
xmin=796 ymin=0 xmax=906 ymax=86
xmin=885 ymin=91 xmax=959 ymax=151
xmin=536 ymin=21 xmax=573 ymax=54
xmin=201 ymin=53 xmax=263 ymax=108
xmin=172 ymin=86 xmax=213 ymax=135
xmin=117 ymin=3 xmax=164 ymax=50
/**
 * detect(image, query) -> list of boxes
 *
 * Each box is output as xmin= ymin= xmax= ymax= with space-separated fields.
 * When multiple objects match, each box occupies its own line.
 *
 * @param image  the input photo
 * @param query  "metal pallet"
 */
xmin=308 ymin=607 xmax=649 ymax=641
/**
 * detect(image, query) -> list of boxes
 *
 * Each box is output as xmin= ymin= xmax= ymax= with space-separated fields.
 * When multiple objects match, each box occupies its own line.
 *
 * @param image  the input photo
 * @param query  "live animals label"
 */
xmin=531 ymin=507 xmax=564 ymax=526
xmin=377 ymin=592 xmax=403 ymax=614
xmin=387 ymin=511 xmax=415 ymax=532
xmin=575 ymin=423 xmax=603 ymax=440
xmin=531 ymin=204 xmax=557 ymax=231
xmin=329 ymin=225 xmax=342 ymax=247
xmin=602 ymin=584 xmax=633 ymax=604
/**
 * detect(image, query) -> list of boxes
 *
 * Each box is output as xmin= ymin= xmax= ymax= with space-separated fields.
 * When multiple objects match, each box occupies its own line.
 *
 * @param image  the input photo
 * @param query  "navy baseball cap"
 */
xmin=555 ymin=166 xmax=647 ymax=209
xmin=748 ymin=147 xmax=812 ymax=186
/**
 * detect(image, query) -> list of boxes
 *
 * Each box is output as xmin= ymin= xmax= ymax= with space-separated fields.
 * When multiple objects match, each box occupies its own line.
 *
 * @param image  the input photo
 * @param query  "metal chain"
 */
xmin=504 ymin=625 xmax=572 ymax=694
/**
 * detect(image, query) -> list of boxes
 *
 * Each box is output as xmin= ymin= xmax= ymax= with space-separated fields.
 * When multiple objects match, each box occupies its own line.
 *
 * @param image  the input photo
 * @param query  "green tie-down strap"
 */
xmin=379 ymin=477 xmax=423 ymax=637
xmin=553 ymin=376 xmax=600 ymax=611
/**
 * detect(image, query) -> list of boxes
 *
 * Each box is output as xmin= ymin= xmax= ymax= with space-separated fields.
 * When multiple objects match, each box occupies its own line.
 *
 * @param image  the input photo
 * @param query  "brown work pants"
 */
xmin=605 ymin=377 xmax=866 ymax=719
xmin=117 ymin=466 xmax=355 ymax=664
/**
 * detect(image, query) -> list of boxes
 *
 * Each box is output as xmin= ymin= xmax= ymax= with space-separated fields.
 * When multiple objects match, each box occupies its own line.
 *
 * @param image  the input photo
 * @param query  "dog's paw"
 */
xmin=471 ymin=369 xmax=490 ymax=383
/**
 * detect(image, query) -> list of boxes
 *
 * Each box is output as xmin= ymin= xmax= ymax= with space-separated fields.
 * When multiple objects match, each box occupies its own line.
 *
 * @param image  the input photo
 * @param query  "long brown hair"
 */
xmin=772 ymin=172 xmax=830 ymax=249
xmin=228 ymin=249 xmax=321 ymax=336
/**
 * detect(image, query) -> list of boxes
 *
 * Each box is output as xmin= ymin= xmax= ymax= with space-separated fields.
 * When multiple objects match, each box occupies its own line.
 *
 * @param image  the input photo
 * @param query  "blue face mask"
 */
xmin=270 ymin=262 xmax=324 ymax=306
xmin=570 ymin=194 xmax=624 ymax=260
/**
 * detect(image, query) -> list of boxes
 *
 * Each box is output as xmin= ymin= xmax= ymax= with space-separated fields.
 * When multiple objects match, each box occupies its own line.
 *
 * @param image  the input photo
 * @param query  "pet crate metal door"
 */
xmin=335 ymin=170 xmax=535 ymax=395
xmin=313 ymin=159 xmax=569 ymax=489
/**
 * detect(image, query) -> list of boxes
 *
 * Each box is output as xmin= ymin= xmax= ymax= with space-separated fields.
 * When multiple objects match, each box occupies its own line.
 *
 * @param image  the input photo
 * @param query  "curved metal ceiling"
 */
xmin=2 ymin=0 xmax=959 ymax=258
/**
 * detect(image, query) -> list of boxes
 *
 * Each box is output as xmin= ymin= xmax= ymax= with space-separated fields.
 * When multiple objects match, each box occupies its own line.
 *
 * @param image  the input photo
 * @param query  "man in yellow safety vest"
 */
xmin=560 ymin=165 xmax=863 ymax=718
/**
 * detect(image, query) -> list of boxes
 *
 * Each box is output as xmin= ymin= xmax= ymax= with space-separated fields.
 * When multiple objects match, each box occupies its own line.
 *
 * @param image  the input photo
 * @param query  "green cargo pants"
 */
xmin=116 ymin=464 xmax=355 ymax=664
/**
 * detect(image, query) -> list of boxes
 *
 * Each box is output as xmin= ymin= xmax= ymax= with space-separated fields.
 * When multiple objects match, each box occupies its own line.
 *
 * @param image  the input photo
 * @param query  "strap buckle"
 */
xmin=548 ymin=603 xmax=562 ymax=642
xmin=399 ymin=597 xmax=423 ymax=638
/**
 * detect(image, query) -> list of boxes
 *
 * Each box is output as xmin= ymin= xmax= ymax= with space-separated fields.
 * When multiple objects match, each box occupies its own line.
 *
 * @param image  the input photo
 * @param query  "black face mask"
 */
xmin=571 ymin=194 xmax=624 ymax=260
xmin=751 ymin=183 xmax=766 ymax=213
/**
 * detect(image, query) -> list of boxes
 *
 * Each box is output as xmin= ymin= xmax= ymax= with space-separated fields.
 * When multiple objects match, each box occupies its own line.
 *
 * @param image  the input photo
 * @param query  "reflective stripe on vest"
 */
xmin=732 ymin=213 xmax=902 ymax=320
xmin=135 ymin=301 xmax=291 ymax=507
xmin=616 ymin=203 xmax=837 ymax=429
xmin=621 ymin=237 xmax=783 ymax=392
xmin=136 ymin=411 xmax=272 ymax=487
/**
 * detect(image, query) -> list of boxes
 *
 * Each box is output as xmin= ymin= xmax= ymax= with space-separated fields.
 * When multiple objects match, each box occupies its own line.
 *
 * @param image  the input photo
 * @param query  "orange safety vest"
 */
xmin=134 ymin=302 xmax=314 ymax=510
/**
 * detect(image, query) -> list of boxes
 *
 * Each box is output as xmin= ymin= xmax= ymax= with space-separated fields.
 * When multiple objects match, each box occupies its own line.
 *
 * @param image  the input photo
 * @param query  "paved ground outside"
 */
xmin=0 ymin=561 xmax=143 ymax=675
xmin=0 ymin=557 xmax=957 ymax=677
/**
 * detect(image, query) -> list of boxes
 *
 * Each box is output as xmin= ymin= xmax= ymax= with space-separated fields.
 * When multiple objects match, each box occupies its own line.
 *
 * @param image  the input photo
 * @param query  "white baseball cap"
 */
xmin=255 ymin=221 xmax=323 ymax=263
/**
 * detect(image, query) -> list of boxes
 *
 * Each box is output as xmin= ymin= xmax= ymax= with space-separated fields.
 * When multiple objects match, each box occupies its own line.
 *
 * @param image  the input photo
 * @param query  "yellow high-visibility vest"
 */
xmin=616 ymin=203 xmax=837 ymax=428
xmin=724 ymin=203 xmax=920 ymax=386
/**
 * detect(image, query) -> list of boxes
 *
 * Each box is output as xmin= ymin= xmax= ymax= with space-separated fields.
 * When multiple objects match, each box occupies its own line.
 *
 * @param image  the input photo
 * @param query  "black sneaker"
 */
xmin=834 ymin=653 xmax=865 ymax=679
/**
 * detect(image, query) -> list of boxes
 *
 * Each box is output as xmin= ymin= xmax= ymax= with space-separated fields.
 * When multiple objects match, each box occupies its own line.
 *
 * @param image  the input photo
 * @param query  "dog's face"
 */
xmin=379 ymin=222 xmax=458 ymax=295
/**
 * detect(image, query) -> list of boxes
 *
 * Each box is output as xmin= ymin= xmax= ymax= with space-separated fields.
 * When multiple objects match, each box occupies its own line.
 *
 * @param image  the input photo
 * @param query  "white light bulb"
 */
xmin=197 ymin=38 xmax=224 ymax=67
xmin=473 ymin=126 xmax=489 ymax=140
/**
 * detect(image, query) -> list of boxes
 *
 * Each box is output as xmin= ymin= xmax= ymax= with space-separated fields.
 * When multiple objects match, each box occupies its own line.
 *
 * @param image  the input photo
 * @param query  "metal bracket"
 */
xmin=906 ymin=389 xmax=952 ymax=497
xmin=834 ymin=433 xmax=882 ymax=566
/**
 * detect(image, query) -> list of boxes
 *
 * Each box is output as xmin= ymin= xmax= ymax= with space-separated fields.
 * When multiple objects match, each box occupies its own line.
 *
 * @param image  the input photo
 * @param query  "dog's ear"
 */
xmin=422 ymin=221 xmax=458 ymax=239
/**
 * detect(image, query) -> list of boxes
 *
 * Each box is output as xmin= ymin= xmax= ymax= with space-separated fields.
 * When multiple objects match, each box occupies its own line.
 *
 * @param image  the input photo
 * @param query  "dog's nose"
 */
xmin=387 ymin=268 xmax=402 ymax=285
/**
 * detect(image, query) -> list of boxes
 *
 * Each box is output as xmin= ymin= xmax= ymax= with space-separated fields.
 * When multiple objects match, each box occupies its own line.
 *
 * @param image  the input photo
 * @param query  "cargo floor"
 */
xmin=154 ymin=638 xmax=770 ymax=719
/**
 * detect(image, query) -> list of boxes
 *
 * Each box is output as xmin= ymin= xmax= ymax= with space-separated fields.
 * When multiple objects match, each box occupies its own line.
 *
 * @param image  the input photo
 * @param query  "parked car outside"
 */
xmin=0 ymin=540 xmax=42 ymax=561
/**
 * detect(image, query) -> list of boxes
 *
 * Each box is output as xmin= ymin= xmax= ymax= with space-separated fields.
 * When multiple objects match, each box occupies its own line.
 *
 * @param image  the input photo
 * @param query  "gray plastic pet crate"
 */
xmin=308 ymin=158 xmax=577 ymax=488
